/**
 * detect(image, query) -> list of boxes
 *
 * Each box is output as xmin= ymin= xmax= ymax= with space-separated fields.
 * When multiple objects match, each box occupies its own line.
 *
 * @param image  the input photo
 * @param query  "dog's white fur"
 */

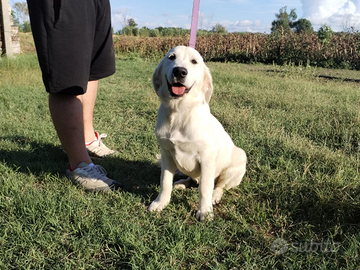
xmin=148 ymin=46 xmax=247 ymax=221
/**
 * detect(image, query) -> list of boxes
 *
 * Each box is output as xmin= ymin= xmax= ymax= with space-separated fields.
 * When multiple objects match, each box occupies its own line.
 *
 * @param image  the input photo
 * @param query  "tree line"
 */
xmin=9 ymin=2 xmax=340 ymax=43
xmin=114 ymin=18 xmax=228 ymax=37
xmin=116 ymin=7 xmax=335 ymax=38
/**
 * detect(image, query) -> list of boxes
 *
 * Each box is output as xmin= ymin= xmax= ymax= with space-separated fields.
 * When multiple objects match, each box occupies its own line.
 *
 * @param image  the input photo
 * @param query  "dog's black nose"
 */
xmin=173 ymin=67 xmax=188 ymax=79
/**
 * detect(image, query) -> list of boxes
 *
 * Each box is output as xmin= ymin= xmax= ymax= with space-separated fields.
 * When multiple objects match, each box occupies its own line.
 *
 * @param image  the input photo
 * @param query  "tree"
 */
xmin=127 ymin=18 xmax=137 ymax=28
xmin=122 ymin=26 xmax=133 ymax=36
xmin=21 ymin=21 xmax=31 ymax=32
xmin=12 ymin=1 xmax=31 ymax=32
xmin=120 ymin=17 xmax=138 ymax=36
xmin=341 ymin=14 xmax=360 ymax=33
xmin=211 ymin=23 xmax=227 ymax=34
xmin=139 ymin=27 xmax=150 ymax=37
xmin=13 ymin=2 xmax=29 ymax=23
xmin=271 ymin=6 xmax=297 ymax=33
xmin=150 ymin=29 xmax=160 ymax=37
xmin=318 ymin=24 xmax=333 ymax=44
xmin=156 ymin=26 xmax=164 ymax=33
xmin=293 ymin=18 xmax=314 ymax=34
xmin=11 ymin=10 xmax=19 ymax=26
xmin=199 ymin=12 xmax=214 ymax=31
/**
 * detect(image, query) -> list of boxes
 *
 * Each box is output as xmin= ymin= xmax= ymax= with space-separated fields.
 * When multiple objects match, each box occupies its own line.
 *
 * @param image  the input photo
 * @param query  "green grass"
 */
xmin=1 ymin=53 xmax=360 ymax=269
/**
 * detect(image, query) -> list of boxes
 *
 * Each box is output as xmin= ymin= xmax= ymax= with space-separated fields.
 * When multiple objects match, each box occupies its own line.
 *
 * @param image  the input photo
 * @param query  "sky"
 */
xmin=110 ymin=0 xmax=360 ymax=33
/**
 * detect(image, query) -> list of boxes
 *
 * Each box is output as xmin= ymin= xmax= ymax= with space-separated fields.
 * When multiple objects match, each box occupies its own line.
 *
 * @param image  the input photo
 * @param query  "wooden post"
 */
xmin=0 ymin=0 xmax=3 ymax=54
xmin=0 ymin=0 xmax=14 ymax=56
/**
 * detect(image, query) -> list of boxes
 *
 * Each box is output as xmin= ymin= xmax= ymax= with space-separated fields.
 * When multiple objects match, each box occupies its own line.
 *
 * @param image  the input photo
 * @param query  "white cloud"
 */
xmin=301 ymin=0 xmax=360 ymax=31
xmin=234 ymin=20 xmax=253 ymax=27
xmin=166 ymin=20 xmax=179 ymax=28
xmin=218 ymin=19 xmax=269 ymax=33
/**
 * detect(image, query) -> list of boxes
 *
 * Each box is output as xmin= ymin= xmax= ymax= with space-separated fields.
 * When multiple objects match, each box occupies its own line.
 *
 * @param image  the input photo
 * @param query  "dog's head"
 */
xmin=152 ymin=46 xmax=213 ymax=106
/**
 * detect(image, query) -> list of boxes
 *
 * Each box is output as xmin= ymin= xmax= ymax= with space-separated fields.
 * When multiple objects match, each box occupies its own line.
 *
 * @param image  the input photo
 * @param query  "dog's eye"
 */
xmin=191 ymin=59 xmax=198 ymax=64
xmin=168 ymin=54 xmax=176 ymax=60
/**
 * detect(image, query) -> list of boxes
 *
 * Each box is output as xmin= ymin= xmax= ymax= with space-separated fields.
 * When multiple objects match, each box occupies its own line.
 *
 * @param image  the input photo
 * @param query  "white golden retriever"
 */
xmin=148 ymin=46 xmax=247 ymax=221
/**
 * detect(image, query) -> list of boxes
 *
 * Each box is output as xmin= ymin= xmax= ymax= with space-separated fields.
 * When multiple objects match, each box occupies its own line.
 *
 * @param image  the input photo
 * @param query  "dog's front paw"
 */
xmin=148 ymin=200 xmax=169 ymax=212
xmin=196 ymin=207 xmax=214 ymax=222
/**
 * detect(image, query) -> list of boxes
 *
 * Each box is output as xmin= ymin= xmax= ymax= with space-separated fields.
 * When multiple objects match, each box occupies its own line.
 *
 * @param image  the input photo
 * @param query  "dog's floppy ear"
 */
xmin=203 ymin=65 xmax=213 ymax=104
xmin=152 ymin=60 xmax=163 ymax=92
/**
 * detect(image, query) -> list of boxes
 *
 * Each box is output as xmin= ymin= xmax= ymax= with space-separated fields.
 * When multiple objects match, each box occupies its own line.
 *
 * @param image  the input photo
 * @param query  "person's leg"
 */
xmin=48 ymin=94 xmax=92 ymax=170
xmin=49 ymin=92 xmax=122 ymax=191
xmin=79 ymin=80 xmax=98 ymax=143
xmin=79 ymin=80 xmax=117 ymax=158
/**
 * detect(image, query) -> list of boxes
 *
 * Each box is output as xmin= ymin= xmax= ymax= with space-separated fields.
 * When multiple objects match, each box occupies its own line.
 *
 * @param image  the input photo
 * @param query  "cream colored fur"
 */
xmin=148 ymin=46 xmax=247 ymax=221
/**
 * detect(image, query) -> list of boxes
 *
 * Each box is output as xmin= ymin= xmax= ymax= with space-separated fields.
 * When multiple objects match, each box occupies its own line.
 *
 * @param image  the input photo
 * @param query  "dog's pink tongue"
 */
xmin=171 ymin=86 xmax=186 ymax=96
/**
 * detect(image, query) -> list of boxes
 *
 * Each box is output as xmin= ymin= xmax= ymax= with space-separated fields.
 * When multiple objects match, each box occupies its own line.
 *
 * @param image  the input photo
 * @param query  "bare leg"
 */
xmin=49 ymin=82 xmax=122 ymax=191
xmin=49 ymin=93 xmax=92 ymax=170
xmin=78 ymin=80 xmax=98 ymax=143
xmin=49 ymin=80 xmax=115 ymax=168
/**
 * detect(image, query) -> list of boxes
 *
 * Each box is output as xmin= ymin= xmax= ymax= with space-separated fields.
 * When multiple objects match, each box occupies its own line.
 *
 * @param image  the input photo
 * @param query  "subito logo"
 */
xmin=271 ymin=238 xmax=289 ymax=255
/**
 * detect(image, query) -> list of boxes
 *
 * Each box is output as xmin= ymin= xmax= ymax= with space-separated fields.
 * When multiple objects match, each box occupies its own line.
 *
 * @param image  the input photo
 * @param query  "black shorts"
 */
xmin=27 ymin=0 xmax=115 ymax=95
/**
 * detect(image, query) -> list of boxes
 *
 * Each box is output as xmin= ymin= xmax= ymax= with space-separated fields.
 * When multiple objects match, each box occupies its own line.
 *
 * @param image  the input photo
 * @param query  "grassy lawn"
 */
xmin=0 ymin=52 xmax=360 ymax=269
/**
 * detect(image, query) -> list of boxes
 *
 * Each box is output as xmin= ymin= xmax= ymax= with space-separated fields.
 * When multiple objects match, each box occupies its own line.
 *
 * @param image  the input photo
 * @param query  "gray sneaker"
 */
xmin=86 ymin=132 xmax=117 ymax=158
xmin=66 ymin=162 xmax=122 ymax=192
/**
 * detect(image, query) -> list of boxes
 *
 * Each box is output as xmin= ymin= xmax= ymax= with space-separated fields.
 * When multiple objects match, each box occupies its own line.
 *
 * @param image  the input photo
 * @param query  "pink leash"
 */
xmin=189 ymin=0 xmax=200 ymax=48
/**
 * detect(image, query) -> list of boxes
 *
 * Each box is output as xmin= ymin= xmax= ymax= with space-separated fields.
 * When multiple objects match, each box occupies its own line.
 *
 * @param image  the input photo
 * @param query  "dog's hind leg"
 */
xmin=212 ymin=147 xmax=247 ymax=205
xmin=173 ymin=177 xmax=198 ymax=189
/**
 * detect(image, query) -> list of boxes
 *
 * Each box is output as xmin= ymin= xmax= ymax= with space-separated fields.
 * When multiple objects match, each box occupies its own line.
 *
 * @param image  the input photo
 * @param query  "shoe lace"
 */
xmin=81 ymin=165 xmax=108 ymax=180
xmin=98 ymin=133 xmax=108 ymax=140
xmin=88 ymin=134 xmax=109 ymax=151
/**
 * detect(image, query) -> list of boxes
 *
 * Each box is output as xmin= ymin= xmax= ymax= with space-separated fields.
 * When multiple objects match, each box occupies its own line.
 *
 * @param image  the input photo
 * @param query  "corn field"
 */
xmin=113 ymin=32 xmax=360 ymax=69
